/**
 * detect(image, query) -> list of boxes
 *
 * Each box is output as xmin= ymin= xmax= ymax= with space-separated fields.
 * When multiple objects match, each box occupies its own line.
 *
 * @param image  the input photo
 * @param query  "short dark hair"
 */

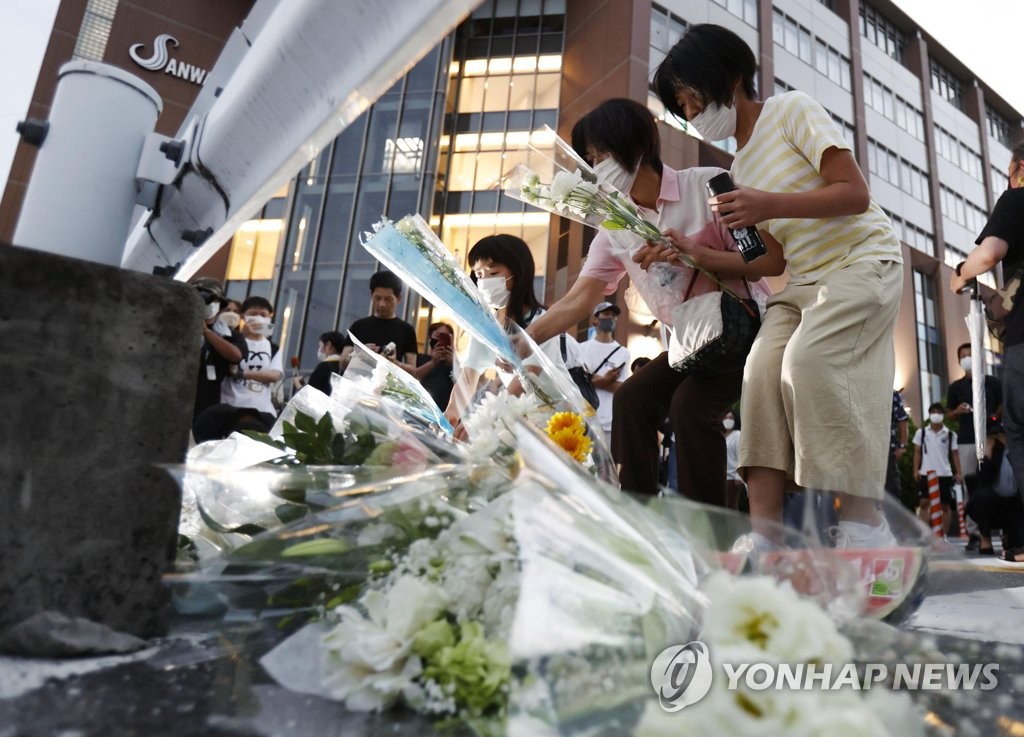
xmin=928 ymin=401 xmax=946 ymax=414
xmin=428 ymin=321 xmax=454 ymax=335
xmin=631 ymin=356 xmax=652 ymax=373
xmin=725 ymin=407 xmax=741 ymax=431
xmin=320 ymin=331 xmax=346 ymax=353
xmin=957 ymin=343 xmax=971 ymax=359
xmin=653 ymin=24 xmax=758 ymax=122
xmin=467 ymin=234 xmax=542 ymax=328
xmin=370 ymin=270 xmax=403 ymax=297
xmin=571 ymin=98 xmax=664 ymax=176
xmin=241 ymin=296 xmax=274 ymax=314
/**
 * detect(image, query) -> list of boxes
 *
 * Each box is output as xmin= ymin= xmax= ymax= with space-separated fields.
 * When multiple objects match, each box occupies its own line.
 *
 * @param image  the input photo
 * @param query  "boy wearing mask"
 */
xmin=221 ymin=296 xmax=284 ymax=422
xmin=913 ymin=402 xmax=963 ymax=535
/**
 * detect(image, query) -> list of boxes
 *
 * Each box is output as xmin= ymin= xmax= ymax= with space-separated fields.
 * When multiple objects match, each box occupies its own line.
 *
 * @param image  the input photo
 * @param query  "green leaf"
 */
xmin=281 ymin=538 xmax=352 ymax=557
xmin=294 ymin=411 xmax=319 ymax=435
xmin=601 ymin=220 xmax=625 ymax=230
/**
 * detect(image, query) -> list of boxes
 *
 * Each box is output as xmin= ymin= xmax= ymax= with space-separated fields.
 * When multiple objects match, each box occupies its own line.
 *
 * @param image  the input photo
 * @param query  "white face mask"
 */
xmin=960 ymin=356 xmax=972 ymax=372
xmin=218 ymin=312 xmax=241 ymax=330
xmin=245 ymin=315 xmax=273 ymax=336
xmin=477 ymin=275 xmax=511 ymax=309
xmin=929 ymin=412 xmax=945 ymax=425
xmin=317 ymin=348 xmax=329 ymax=362
xmin=593 ymin=157 xmax=638 ymax=195
xmin=689 ymin=100 xmax=738 ymax=141
xmin=203 ymin=301 xmax=221 ymax=321
xmin=722 ymin=418 xmax=735 ymax=431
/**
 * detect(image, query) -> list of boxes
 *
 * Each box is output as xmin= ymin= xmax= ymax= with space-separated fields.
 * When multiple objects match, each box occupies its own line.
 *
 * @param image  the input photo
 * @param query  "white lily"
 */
xmin=321 ymin=576 xmax=448 ymax=710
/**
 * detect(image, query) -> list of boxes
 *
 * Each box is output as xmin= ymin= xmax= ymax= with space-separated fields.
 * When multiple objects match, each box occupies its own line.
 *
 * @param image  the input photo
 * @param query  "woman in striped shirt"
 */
xmin=651 ymin=24 xmax=904 ymax=549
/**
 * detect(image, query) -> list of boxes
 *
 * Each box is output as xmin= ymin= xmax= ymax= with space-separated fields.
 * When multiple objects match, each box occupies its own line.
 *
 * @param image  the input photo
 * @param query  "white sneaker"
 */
xmin=830 ymin=516 xmax=897 ymax=549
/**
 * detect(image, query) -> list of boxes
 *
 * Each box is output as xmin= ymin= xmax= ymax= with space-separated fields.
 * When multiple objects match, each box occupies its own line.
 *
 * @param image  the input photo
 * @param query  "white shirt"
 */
xmin=725 ymin=430 xmax=741 ymax=481
xmin=221 ymin=336 xmax=283 ymax=414
xmin=913 ymin=425 xmax=958 ymax=478
xmin=578 ymin=338 xmax=630 ymax=432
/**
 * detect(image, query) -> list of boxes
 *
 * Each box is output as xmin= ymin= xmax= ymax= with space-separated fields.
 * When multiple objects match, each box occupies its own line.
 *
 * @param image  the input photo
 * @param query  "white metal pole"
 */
xmin=14 ymin=61 xmax=162 ymax=266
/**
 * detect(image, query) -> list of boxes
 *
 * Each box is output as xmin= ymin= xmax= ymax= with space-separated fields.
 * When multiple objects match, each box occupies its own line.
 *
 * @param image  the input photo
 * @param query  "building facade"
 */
xmin=4 ymin=0 xmax=1023 ymax=421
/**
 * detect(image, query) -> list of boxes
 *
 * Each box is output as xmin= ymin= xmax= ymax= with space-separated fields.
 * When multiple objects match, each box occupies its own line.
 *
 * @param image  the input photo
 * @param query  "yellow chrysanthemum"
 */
xmin=546 ymin=411 xmax=586 ymax=436
xmin=548 ymin=427 xmax=592 ymax=463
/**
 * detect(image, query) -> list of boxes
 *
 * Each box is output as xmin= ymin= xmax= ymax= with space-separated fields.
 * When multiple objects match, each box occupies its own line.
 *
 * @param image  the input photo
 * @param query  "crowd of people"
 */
xmin=184 ymin=23 xmax=1024 ymax=558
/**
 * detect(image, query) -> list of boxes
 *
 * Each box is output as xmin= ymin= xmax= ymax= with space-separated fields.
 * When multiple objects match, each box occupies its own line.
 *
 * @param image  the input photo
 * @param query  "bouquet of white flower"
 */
xmin=341 ymin=332 xmax=454 ymax=435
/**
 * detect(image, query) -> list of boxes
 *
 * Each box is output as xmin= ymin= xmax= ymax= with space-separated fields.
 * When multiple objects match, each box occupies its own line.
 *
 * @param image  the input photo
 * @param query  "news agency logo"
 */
xmin=649 ymin=641 xmax=714 ymax=711
xmin=651 ymin=642 xmax=1000 ymax=711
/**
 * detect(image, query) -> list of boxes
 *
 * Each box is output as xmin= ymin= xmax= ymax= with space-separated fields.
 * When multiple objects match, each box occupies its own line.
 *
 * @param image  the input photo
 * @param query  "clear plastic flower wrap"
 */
xmin=644 ymin=489 xmax=932 ymax=624
xmin=500 ymin=126 xmax=762 ymax=325
xmin=360 ymin=213 xmax=519 ymax=369
xmin=257 ymin=421 xmax=705 ymax=733
xmin=455 ymin=320 xmax=617 ymax=484
xmin=170 ymin=382 xmax=469 ymax=571
xmin=341 ymin=331 xmax=454 ymax=435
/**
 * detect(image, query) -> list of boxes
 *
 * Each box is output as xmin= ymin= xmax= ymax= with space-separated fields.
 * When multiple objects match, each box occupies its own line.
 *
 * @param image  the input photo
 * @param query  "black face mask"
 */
xmin=597 ymin=318 xmax=616 ymax=333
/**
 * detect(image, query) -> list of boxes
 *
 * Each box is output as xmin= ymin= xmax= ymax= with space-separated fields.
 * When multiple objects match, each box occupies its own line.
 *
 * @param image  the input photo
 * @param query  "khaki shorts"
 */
xmin=739 ymin=260 xmax=902 ymax=498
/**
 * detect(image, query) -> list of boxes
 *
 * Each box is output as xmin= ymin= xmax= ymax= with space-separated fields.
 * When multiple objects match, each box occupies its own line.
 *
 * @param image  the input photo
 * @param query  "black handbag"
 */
xmin=560 ymin=334 xmax=600 ymax=410
xmin=668 ymin=270 xmax=761 ymax=376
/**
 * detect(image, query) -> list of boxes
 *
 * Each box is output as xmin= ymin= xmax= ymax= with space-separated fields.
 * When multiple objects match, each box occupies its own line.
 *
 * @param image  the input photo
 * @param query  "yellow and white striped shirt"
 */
xmin=731 ymin=91 xmax=902 ymax=285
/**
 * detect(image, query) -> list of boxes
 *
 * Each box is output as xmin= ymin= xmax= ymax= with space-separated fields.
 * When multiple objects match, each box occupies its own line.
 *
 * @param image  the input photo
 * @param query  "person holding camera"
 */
xmin=653 ymin=24 xmax=903 ymax=546
xmin=415 ymin=322 xmax=456 ymax=410
xmin=340 ymin=271 xmax=419 ymax=373
xmin=190 ymin=277 xmax=247 ymax=421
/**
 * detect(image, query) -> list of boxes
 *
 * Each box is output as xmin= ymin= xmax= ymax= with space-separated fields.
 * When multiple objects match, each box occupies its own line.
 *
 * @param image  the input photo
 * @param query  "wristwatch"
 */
xmin=896 ymin=443 xmax=906 ymax=449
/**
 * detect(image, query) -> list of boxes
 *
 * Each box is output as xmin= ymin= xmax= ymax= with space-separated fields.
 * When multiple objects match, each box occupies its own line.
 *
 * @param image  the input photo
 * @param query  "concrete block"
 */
xmin=0 ymin=243 xmax=199 ymax=646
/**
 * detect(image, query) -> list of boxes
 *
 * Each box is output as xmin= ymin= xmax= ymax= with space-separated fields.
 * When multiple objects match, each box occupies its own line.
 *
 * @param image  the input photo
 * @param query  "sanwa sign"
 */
xmin=129 ymin=34 xmax=208 ymax=86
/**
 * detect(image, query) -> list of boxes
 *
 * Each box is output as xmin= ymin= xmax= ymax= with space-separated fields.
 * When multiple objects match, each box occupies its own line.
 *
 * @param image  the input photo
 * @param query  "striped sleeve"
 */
xmin=782 ymin=92 xmax=851 ymax=170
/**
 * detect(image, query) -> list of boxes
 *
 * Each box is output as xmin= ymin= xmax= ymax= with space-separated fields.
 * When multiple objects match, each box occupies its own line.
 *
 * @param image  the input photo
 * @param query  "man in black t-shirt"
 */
xmin=340 ymin=271 xmax=419 ymax=374
xmin=951 ymin=144 xmax=1024 ymax=559
xmin=947 ymin=343 xmax=1002 ymax=473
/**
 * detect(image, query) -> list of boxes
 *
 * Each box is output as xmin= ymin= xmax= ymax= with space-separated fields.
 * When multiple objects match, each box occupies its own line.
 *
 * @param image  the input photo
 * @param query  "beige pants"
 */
xmin=739 ymin=260 xmax=902 ymax=498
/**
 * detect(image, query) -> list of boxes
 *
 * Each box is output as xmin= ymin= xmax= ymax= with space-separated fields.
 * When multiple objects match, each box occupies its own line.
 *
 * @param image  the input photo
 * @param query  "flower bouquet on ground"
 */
xmin=259 ymin=421 xmax=705 ymax=734
xmin=646 ymin=490 xmax=932 ymax=624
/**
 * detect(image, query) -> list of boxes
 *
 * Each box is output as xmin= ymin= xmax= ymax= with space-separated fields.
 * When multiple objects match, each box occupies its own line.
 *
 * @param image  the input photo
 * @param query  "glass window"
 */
xmin=533 ymin=72 xmax=561 ymax=109
xmin=331 ymin=114 xmax=367 ymax=176
xmin=484 ymin=74 xmax=511 ymax=111
xmin=815 ymin=39 xmax=828 ymax=75
xmin=363 ymin=103 xmax=401 ymax=174
xmin=798 ymin=27 xmax=812 ymax=63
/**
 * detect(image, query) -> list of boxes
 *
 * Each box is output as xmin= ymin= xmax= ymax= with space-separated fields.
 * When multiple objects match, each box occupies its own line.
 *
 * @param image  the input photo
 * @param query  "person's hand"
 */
xmin=632 ymin=242 xmax=681 ymax=271
xmin=708 ymin=187 xmax=773 ymax=229
xmin=365 ymin=343 xmax=380 ymax=353
xmin=661 ymin=229 xmax=702 ymax=264
xmin=955 ymin=473 xmax=963 ymax=484
xmin=912 ymin=470 xmax=920 ymax=482
xmin=431 ymin=344 xmax=453 ymax=364
xmin=955 ymin=402 xmax=971 ymax=416
xmin=950 ymin=271 xmax=969 ymax=294
xmin=894 ymin=446 xmax=906 ymax=460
